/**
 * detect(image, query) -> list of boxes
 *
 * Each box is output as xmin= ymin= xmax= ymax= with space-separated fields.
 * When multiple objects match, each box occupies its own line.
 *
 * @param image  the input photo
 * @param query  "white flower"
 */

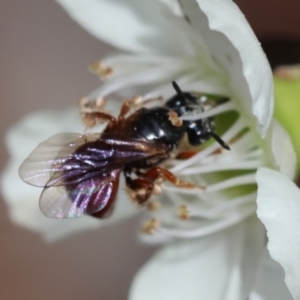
xmin=2 ymin=0 xmax=300 ymax=299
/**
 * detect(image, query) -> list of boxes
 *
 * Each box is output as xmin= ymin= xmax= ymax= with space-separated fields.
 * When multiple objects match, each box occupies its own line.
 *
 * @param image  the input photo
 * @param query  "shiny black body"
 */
xmin=128 ymin=107 xmax=186 ymax=154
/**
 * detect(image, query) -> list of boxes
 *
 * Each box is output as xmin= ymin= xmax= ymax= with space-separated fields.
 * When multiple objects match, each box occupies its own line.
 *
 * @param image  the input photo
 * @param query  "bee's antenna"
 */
xmin=172 ymin=81 xmax=184 ymax=96
xmin=208 ymin=132 xmax=230 ymax=150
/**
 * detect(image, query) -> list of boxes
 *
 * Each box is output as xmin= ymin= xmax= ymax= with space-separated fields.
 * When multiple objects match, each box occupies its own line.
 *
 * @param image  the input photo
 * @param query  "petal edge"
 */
xmin=256 ymin=167 xmax=300 ymax=299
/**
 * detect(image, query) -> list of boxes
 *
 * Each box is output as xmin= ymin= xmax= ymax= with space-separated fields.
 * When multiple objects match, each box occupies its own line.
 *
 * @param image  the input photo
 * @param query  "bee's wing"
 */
xmin=19 ymin=132 xmax=165 ymax=188
xmin=19 ymin=132 xmax=165 ymax=219
xmin=39 ymin=169 xmax=121 ymax=219
xmin=19 ymin=133 xmax=101 ymax=187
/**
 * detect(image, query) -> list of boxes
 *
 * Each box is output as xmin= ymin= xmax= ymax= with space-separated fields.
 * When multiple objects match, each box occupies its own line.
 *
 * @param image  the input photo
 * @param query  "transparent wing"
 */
xmin=19 ymin=133 xmax=100 ymax=187
xmin=19 ymin=132 xmax=163 ymax=188
xmin=39 ymin=169 xmax=121 ymax=219
xmin=19 ymin=132 xmax=166 ymax=218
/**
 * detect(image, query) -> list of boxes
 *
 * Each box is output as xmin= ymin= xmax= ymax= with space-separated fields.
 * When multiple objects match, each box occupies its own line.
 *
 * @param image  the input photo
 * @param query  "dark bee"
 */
xmin=19 ymin=82 xmax=229 ymax=219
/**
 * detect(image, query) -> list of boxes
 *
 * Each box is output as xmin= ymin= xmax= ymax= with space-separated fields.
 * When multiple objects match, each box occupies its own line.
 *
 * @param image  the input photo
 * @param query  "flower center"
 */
xmin=139 ymin=104 xmax=267 ymax=241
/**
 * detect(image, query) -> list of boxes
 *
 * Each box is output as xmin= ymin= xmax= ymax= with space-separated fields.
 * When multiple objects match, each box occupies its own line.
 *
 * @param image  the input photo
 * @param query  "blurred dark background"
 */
xmin=0 ymin=0 xmax=299 ymax=299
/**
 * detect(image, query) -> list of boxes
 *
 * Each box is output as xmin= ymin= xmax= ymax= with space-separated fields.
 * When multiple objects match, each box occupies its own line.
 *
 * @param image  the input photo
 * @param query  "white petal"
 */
xmin=90 ymin=49 xmax=230 ymax=99
xmin=268 ymin=120 xmax=296 ymax=180
xmin=249 ymin=249 xmax=293 ymax=300
xmin=130 ymin=217 xmax=265 ymax=300
xmin=178 ymin=0 xmax=273 ymax=136
xmin=1 ymin=107 xmax=137 ymax=241
xmin=256 ymin=168 xmax=300 ymax=299
xmin=55 ymin=0 xmax=187 ymax=55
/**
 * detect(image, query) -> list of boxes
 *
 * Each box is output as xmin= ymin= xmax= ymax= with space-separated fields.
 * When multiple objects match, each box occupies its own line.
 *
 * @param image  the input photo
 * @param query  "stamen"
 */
xmin=146 ymin=200 xmax=161 ymax=212
xmin=181 ymin=101 xmax=236 ymax=120
xmin=95 ymin=97 xmax=106 ymax=108
xmin=163 ymin=171 xmax=256 ymax=195
xmin=168 ymin=111 xmax=183 ymax=127
xmin=178 ymin=204 xmax=190 ymax=220
xmin=142 ymin=218 xmax=160 ymax=235
xmin=138 ymin=96 xmax=163 ymax=108
xmin=171 ymin=117 xmax=247 ymax=173
xmin=78 ymin=97 xmax=106 ymax=113
xmin=241 ymin=149 xmax=264 ymax=160
xmin=230 ymin=131 xmax=257 ymax=150
xmin=152 ymin=183 xmax=163 ymax=195
xmin=163 ymin=188 xmax=194 ymax=206
xmin=162 ymin=185 xmax=203 ymax=194
xmin=78 ymin=97 xmax=89 ymax=108
xmin=159 ymin=204 xmax=256 ymax=238
xmin=89 ymin=60 xmax=113 ymax=80
xmin=123 ymin=95 xmax=143 ymax=108
xmin=88 ymin=58 xmax=192 ymax=99
xmin=179 ymin=160 xmax=263 ymax=175
xmin=206 ymin=174 xmax=256 ymax=193
xmin=188 ymin=193 xmax=256 ymax=219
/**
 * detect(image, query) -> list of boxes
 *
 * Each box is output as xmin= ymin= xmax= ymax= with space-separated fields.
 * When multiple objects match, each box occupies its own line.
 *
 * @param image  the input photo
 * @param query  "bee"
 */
xmin=19 ymin=82 xmax=229 ymax=219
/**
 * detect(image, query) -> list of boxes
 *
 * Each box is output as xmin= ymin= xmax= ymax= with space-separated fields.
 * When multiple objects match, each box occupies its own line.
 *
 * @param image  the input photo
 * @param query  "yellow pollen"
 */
xmin=168 ymin=111 xmax=183 ymax=127
xmin=146 ymin=200 xmax=161 ymax=211
xmin=142 ymin=218 xmax=160 ymax=234
xmin=124 ymin=96 xmax=143 ymax=111
xmin=126 ymin=187 xmax=148 ymax=205
xmin=89 ymin=60 xmax=113 ymax=79
xmin=95 ymin=97 xmax=106 ymax=108
xmin=78 ymin=97 xmax=106 ymax=112
xmin=152 ymin=183 xmax=162 ymax=195
xmin=131 ymin=95 xmax=143 ymax=106
xmin=178 ymin=204 xmax=190 ymax=220
xmin=78 ymin=97 xmax=89 ymax=108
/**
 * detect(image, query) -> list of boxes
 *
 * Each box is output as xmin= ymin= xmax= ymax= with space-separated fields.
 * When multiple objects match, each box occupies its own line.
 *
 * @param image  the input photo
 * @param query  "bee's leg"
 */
xmin=78 ymin=97 xmax=116 ymax=128
xmin=118 ymin=96 xmax=142 ymax=119
xmin=141 ymin=167 xmax=203 ymax=189
xmin=124 ymin=168 xmax=154 ymax=205
xmin=176 ymin=150 xmax=199 ymax=160
xmin=80 ymin=111 xmax=116 ymax=128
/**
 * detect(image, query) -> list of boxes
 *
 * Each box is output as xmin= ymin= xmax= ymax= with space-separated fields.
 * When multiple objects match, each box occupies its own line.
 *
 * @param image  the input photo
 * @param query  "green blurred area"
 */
xmin=274 ymin=76 xmax=300 ymax=174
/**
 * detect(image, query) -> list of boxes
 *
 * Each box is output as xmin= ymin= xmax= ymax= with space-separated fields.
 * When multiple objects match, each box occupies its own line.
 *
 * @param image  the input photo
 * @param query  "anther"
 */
xmin=142 ymin=218 xmax=160 ymax=234
xmin=89 ymin=60 xmax=113 ymax=79
xmin=78 ymin=97 xmax=106 ymax=113
xmin=178 ymin=204 xmax=190 ymax=220
xmin=152 ymin=183 xmax=163 ymax=195
xmin=131 ymin=96 xmax=143 ymax=106
xmin=146 ymin=201 xmax=161 ymax=211
xmin=95 ymin=97 xmax=106 ymax=108
xmin=168 ymin=111 xmax=183 ymax=127
xmin=78 ymin=97 xmax=89 ymax=108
